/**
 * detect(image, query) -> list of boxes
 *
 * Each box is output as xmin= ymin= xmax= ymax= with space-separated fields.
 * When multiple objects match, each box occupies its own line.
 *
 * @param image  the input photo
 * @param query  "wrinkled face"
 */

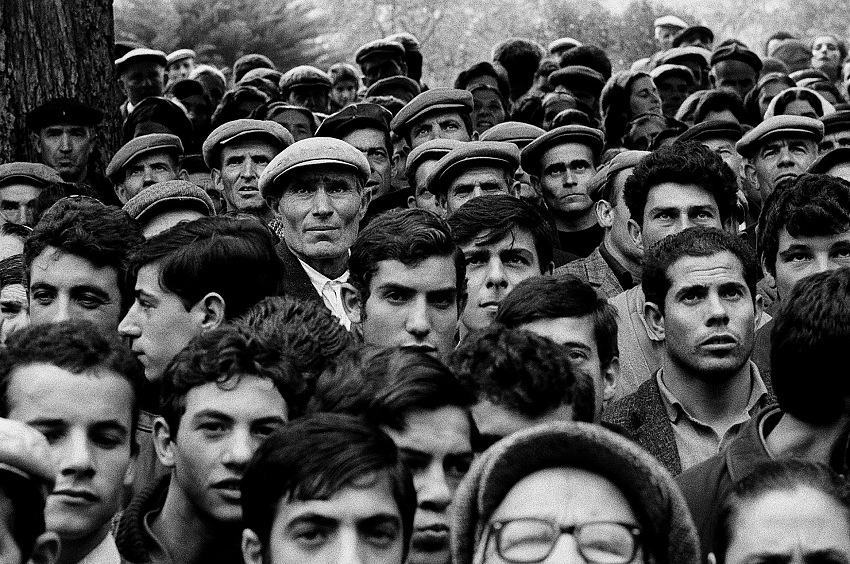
xmin=812 ymin=36 xmax=842 ymax=71
xmin=342 ymin=127 xmax=393 ymax=199
xmin=29 ymin=248 xmax=123 ymax=333
xmin=167 ymin=58 xmax=195 ymax=82
xmin=783 ymin=99 xmax=819 ymax=119
xmin=382 ymin=407 xmax=473 ymax=564
xmin=472 ymin=88 xmax=506 ymax=134
xmin=818 ymin=129 xmax=850 ymax=155
xmin=773 ymin=227 xmax=850 ymax=301
xmin=409 ymin=110 xmax=471 ymax=149
xmin=119 ymin=60 xmax=165 ymax=104
xmin=7 ymin=363 xmax=134 ymax=546
xmin=655 ymin=75 xmax=691 ymax=117
xmin=751 ymin=136 xmax=818 ymax=196
xmin=538 ymin=142 xmax=596 ymax=218
xmin=360 ymin=54 xmax=406 ymax=88
xmin=116 ymin=149 xmax=181 ymax=204
xmin=711 ymin=60 xmax=757 ymax=102
xmin=444 ymin=166 xmax=512 ymax=216
xmin=287 ymin=85 xmax=329 ymax=114
xmin=636 ymin=182 xmax=723 ymax=250
xmin=271 ymin=109 xmax=314 ymax=142
xmin=660 ymin=252 xmax=756 ymax=380
xmin=628 ymin=76 xmax=662 ymax=117
xmin=37 ymin=124 xmax=95 ymax=182
xmin=214 ymin=138 xmax=279 ymax=214
xmin=0 ymin=183 xmax=40 ymax=228
xmin=360 ymin=256 xmax=459 ymax=362
xmin=330 ymin=79 xmax=359 ymax=108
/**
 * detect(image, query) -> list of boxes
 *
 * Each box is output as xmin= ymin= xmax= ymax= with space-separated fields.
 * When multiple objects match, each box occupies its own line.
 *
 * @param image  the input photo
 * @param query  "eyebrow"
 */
xmin=28 ymin=417 xmax=129 ymax=432
xmin=778 ymin=243 xmax=812 ymax=257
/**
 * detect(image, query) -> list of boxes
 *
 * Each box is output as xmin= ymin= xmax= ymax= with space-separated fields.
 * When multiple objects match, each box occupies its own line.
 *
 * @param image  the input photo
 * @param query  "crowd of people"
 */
xmin=0 ymin=13 xmax=849 ymax=564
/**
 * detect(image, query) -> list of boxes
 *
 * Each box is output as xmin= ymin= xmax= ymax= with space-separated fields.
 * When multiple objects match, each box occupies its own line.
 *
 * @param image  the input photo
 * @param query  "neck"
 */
xmin=766 ymin=410 xmax=850 ymax=465
xmin=661 ymin=358 xmax=753 ymax=427
xmin=554 ymin=209 xmax=597 ymax=232
xmin=57 ymin=525 xmax=109 ymax=564
xmin=295 ymin=249 xmax=348 ymax=279
xmin=601 ymin=235 xmax=641 ymax=279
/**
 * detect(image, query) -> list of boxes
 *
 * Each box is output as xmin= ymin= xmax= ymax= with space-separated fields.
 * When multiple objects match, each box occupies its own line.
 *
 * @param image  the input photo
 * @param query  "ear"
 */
xmin=644 ymin=300 xmax=666 ymax=341
xmin=596 ymin=199 xmax=614 ymax=228
xmin=190 ymin=292 xmax=226 ymax=332
xmin=390 ymin=152 xmax=400 ymax=179
xmin=152 ymin=416 xmax=176 ymax=468
xmin=211 ymin=168 xmax=223 ymax=191
xmin=543 ymin=261 xmax=554 ymax=276
xmin=407 ymin=194 xmax=417 ymax=209
xmin=27 ymin=532 xmax=60 ymax=564
xmin=743 ymin=160 xmax=758 ymax=192
xmin=707 ymin=553 xmax=718 ymax=564
xmin=115 ymin=183 xmax=130 ymax=205
xmin=627 ymin=218 xmax=644 ymax=252
xmin=241 ymin=528 xmax=265 ymax=564
xmin=602 ymin=356 xmax=620 ymax=403
xmin=118 ymin=77 xmax=130 ymax=98
xmin=359 ymin=185 xmax=372 ymax=216
xmin=266 ymin=195 xmax=281 ymax=214
xmin=178 ymin=168 xmax=189 ymax=182
xmin=753 ymin=292 xmax=764 ymax=330
xmin=341 ymin=282 xmax=362 ymax=325
xmin=508 ymin=179 xmax=520 ymax=197
xmin=31 ymin=132 xmax=43 ymax=157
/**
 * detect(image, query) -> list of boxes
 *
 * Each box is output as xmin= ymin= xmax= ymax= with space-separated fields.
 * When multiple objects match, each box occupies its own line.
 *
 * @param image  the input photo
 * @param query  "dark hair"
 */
xmin=128 ymin=216 xmax=283 ymax=319
xmin=491 ymin=38 xmax=546 ymax=100
xmin=496 ymin=274 xmax=619 ymax=368
xmin=24 ymin=198 xmax=144 ymax=313
xmin=769 ymin=88 xmax=828 ymax=117
xmin=691 ymin=89 xmax=749 ymax=125
xmin=623 ymin=141 xmax=738 ymax=226
xmin=123 ymin=96 xmax=194 ymax=151
xmin=713 ymin=460 xmax=850 ymax=563
xmin=210 ymin=86 xmax=270 ymax=129
xmin=744 ymin=73 xmax=796 ymax=121
xmin=0 ymin=320 xmax=144 ymax=443
xmin=771 ymin=267 xmax=850 ymax=424
xmin=450 ymin=324 xmax=596 ymax=423
xmin=0 ymin=255 xmax=23 ymax=288
xmin=600 ymin=70 xmax=652 ymax=150
xmin=0 ymin=472 xmax=47 ymax=562
xmin=758 ymin=174 xmax=850 ymax=276
xmin=159 ymin=324 xmax=299 ymax=434
xmin=30 ymin=181 xmax=101 ymax=227
xmin=764 ymin=31 xmax=797 ymax=55
xmin=642 ymin=227 xmax=758 ymax=314
xmin=241 ymin=413 xmax=416 ymax=554
xmin=448 ymin=195 xmax=556 ymax=273
xmin=348 ymin=208 xmax=464 ymax=306
xmin=559 ymin=45 xmax=613 ymax=81
xmin=454 ymin=61 xmax=512 ymax=112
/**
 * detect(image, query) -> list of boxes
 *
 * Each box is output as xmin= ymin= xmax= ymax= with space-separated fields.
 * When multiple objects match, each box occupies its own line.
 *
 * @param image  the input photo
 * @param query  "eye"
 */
xmin=293 ymin=525 xmax=329 ymax=548
xmin=92 ymin=431 xmax=125 ymax=449
xmin=681 ymin=291 xmax=701 ymax=304
xmin=31 ymin=290 xmax=55 ymax=305
xmin=567 ymin=349 xmax=588 ymax=361
xmin=720 ymin=288 xmax=744 ymax=300
xmin=364 ymin=524 xmax=399 ymax=548
xmin=445 ymin=457 xmax=472 ymax=478
xmin=383 ymin=290 xmax=409 ymax=304
xmin=77 ymin=294 xmax=107 ymax=309
xmin=199 ymin=421 xmax=227 ymax=436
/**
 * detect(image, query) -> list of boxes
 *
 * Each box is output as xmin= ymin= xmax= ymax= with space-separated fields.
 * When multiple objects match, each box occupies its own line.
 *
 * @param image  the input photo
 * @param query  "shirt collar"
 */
xmin=295 ymin=251 xmax=349 ymax=286
xmin=77 ymin=533 xmax=120 ymax=564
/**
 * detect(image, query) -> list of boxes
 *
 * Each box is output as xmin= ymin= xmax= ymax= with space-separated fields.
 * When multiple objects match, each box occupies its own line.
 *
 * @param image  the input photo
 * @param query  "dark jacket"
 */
xmin=116 ymin=476 xmax=169 ymax=564
xmin=555 ymin=245 xmax=625 ymax=299
xmin=275 ymin=241 xmax=322 ymax=304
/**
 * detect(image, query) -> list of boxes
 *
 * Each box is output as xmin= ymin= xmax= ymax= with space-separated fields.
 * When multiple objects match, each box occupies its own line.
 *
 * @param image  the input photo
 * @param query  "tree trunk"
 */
xmin=0 ymin=0 xmax=121 ymax=169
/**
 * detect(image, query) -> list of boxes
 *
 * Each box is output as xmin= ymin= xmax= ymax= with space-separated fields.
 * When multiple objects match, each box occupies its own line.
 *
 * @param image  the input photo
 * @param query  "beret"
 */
xmin=520 ymin=124 xmax=605 ymax=176
xmin=590 ymin=149 xmax=650 ymax=201
xmin=810 ymin=147 xmax=850 ymax=174
xmin=355 ymin=39 xmax=406 ymax=65
xmin=390 ymin=88 xmax=473 ymax=135
xmin=166 ymin=78 xmax=206 ymax=100
xmin=365 ymin=76 xmax=422 ymax=102
xmin=122 ymin=179 xmax=215 ymax=223
xmin=657 ymin=46 xmax=711 ymax=67
xmin=26 ymin=97 xmax=103 ymax=131
xmin=479 ymin=121 xmax=545 ymax=148
xmin=385 ymin=32 xmax=421 ymax=52
xmin=425 ymin=141 xmax=520 ymax=197
xmin=279 ymin=65 xmax=332 ymax=94
xmin=0 ymin=162 xmax=62 ymax=187
xmin=315 ymin=103 xmax=392 ymax=139
xmin=548 ymin=37 xmax=583 ymax=53
xmin=650 ymin=63 xmax=694 ymax=82
xmin=711 ymin=43 xmax=762 ymax=73
xmin=736 ymin=115 xmax=824 ymax=158
xmin=548 ymin=65 xmax=605 ymax=92
xmin=259 ymin=137 xmax=370 ymax=198
xmin=106 ymin=133 xmax=184 ymax=182
xmin=678 ymin=119 xmax=743 ymax=143
xmin=405 ymin=138 xmax=465 ymax=178
xmin=654 ymin=15 xmax=688 ymax=29
xmin=202 ymin=119 xmax=294 ymax=169
xmin=115 ymin=48 xmax=167 ymax=75
xmin=820 ymin=110 xmax=850 ymax=135
xmin=166 ymin=48 xmax=195 ymax=66
xmin=672 ymin=25 xmax=714 ymax=48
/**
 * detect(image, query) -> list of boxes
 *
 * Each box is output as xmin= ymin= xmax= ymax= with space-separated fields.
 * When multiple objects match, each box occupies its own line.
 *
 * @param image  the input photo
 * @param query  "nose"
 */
xmin=311 ymin=187 xmax=334 ymax=217
xmin=20 ymin=203 xmax=36 ymax=228
xmin=48 ymin=294 xmax=72 ymax=323
xmin=777 ymin=146 xmax=795 ymax=166
xmin=336 ymin=528 xmax=367 ymax=564
xmin=59 ymin=132 xmax=72 ymax=152
xmin=546 ymin=532 xmax=585 ymax=564
xmin=472 ymin=185 xmax=485 ymax=199
xmin=222 ymin=427 xmax=254 ymax=468
xmin=118 ymin=304 xmax=141 ymax=338
xmin=485 ymin=258 xmax=508 ymax=289
xmin=405 ymin=296 xmax=431 ymax=339
xmin=563 ymin=168 xmax=577 ymax=186
xmin=240 ymin=157 xmax=257 ymax=178
xmin=705 ymin=292 xmax=730 ymax=326
xmin=59 ymin=428 xmax=95 ymax=477
xmin=142 ymin=165 xmax=155 ymax=186
xmin=417 ymin=461 xmax=452 ymax=511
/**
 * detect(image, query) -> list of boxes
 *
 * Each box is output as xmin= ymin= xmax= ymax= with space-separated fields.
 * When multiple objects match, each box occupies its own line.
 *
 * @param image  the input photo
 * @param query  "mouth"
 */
xmin=412 ymin=525 xmax=450 ymax=549
xmin=305 ymin=226 xmax=338 ymax=232
xmin=701 ymin=334 xmax=738 ymax=350
xmin=212 ymin=479 xmax=242 ymax=499
xmin=52 ymin=489 xmax=98 ymax=503
xmin=238 ymin=186 xmax=258 ymax=193
xmin=402 ymin=343 xmax=438 ymax=354
xmin=774 ymin=172 xmax=798 ymax=183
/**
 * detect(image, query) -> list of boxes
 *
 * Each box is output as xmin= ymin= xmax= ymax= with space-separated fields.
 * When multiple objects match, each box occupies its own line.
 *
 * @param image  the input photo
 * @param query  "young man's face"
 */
xmin=246 ymin=473 xmax=406 ymax=564
xmin=330 ymin=79 xmax=358 ymax=108
xmin=36 ymin=124 xmax=95 ymax=183
xmin=0 ymin=183 xmax=40 ymax=228
xmin=772 ymin=227 xmax=850 ymax=301
xmin=29 ymin=247 xmax=123 ymax=333
xmin=359 ymin=54 xmax=406 ymax=87
xmin=271 ymin=110 xmax=314 ymax=142
xmin=382 ymin=407 xmax=473 ymax=564
xmin=163 ymin=374 xmax=288 ymax=524
xmin=408 ymin=111 xmax=471 ymax=149
xmin=633 ymin=182 xmax=723 ymax=251
xmin=7 ymin=363 xmax=135 ymax=547
xmin=213 ymin=138 xmax=278 ymax=214
xmin=119 ymin=60 xmax=165 ymax=105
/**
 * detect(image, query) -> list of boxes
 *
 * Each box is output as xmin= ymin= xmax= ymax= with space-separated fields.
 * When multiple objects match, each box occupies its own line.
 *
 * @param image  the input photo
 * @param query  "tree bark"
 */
xmin=0 ymin=0 xmax=121 ymax=168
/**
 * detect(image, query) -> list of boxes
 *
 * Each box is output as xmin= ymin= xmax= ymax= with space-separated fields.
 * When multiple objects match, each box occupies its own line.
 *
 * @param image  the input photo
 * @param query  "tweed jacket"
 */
xmin=275 ymin=241 xmax=324 ymax=305
xmin=554 ymin=245 xmax=624 ymax=298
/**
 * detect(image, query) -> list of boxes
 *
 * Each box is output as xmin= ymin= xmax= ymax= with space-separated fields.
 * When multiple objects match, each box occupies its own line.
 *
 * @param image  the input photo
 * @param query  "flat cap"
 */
xmin=385 ymin=32 xmax=421 ymax=52
xmin=259 ymin=137 xmax=370 ymax=198
xmin=425 ymin=141 xmax=520 ymax=197
xmin=810 ymin=147 xmax=850 ymax=175
xmin=0 ymin=162 xmax=62 ymax=187
xmin=355 ymin=39 xmax=406 ymax=65
xmin=365 ymin=76 xmax=422 ymax=102
xmin=654 ymin=15 xmax=688 ymax=29
xmin=820 ymin=110 xmax=850 ymax=135
xmin=239 ymin=67 xmax=283 ymax=85
xmin=390 ymin=88 xmax=473 ymax=136
xmin=202 ymin=119 xmax=294 ymax=169
xmin=548 ymin=65 xmax=605 ymax=92
xmin=657 ymin=46 xmax=711 ymax=66
xmin=678 ymin=119 xmax=743 ymax=143
xmin=166 ymin=78 xmax=206 ymax=99
xmin=233 ymin=54 xmax=276 ymax=83
xmin=315 ymin=103 xmax=392 ymax=139
xmin=166 ymin=48 xmax=196 ymax=66
xmin=650 ymin=63 xmax=694 ymax=82
xmin=329 ymin=62 xmax=360 ymax=83
xmin=672 ymin=25 xmax=714 ymax=48
xmin=115 ymin=47 xmax=167 ymax=75
xmin=548 ymin=37 xmax=583 ymax=53
xmin=589 ymin=150 xmax=650 ymax=201
xmin=520 ymin=125 xmax=605 ymax=176
xmin=405 ymin=138 xmax=465 ymax=179
xmin=479 ymin=121 xmax=545 ymax=148
xmin=123 ymin=179 xmax=215 ymax=223
xmin=736 ymin=115 xmax=823 ymax=158
xmin=106 ymin=133 xmax=184 ymax=182
xmin=279 ymin=65 xmax=332 ymax=94
xmin=711 ymin=43 xmax=762 ymax=73
xmin=26 ymin=97 xmax=103 ymax=131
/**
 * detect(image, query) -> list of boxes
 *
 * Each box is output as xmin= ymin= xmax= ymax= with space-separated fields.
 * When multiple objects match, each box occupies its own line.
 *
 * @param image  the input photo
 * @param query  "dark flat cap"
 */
xmin=315 ymin=103 xmax=392 ymax=139
xmin=678 ymin=119 xmax=743 ymax=143
xmin=329 ymin=62 xmax=360 ymax=83
xmin=548 ymin=37 xmax=582 ymax=54
xmin=259 ymin=137 xmax=370 ymax=198
xmin=123 ymin=179 xmax=215 ymax=223
xmin=405 ymin=138 xmax=465 ymax=178
xmin=365 ymin=76 xmax=421 ymax=102
xmin=548 ymin=65 xmax=605 ymax=92
xmin=657 ymin=46 xmax=711 ymax=66
xmin=106 ymin=133 xmax=184 ymax=182
xmin=355 ymin=39 xmax=406 ymax=65
xmin=115 ymin=48 xmax=167 ymax=75
xmin=479 ymin=121 xmax=545 ymax=147
xmin=672 ymin=25 xmax=714 ymax=48
xmin=711 ymin=43 xmax=762 ymax=73
xmin=0 ymin=163 xmax=62 ymax=187
xmin=821 ymin=110 xmax=850 ymax=135
xmin=520 ymin=125 xmax=604 ymax=176
xmin=279 ymin=66 xmax=332 ymax=94
xmin=26 ymin=98 xmax=103 ymax=131
xmin=166 ymin=49 xmax=195 ymax=66
xmin=233 ymin=54 xmax=276 ymax=83
xmin=166 ymin=78 xmax=206 ymax=100
xmin=239 ymin=67 xmax=283 ymax=85
xmin=390 ymin=88 xmax=473 ymax=136
xmin=809 ymin=147 xmax=850 ymax=175
xmin=736 ymin=115 xmax=823 ymax=158
xmin=202 ymin=119 xmax=294 ymax=169
xmin=425 ymin=141 xmax=520 ymax=197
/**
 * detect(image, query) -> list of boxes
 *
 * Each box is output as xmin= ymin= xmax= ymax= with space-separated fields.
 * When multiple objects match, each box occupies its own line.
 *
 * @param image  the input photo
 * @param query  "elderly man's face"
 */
xmin=341 ymin=127 xmax=393 ymax=199
xmin=748 ymin=136 xmax=818 ymax=201
xmin=212 ymin=138 xmax=279 ymax=214
xmin=119 ymin=60 xmax=165 ymax=105
xmin=116 ymin=150 xmax=181 ymax=204
xmin=537 ymin=142 xmax=596 ymax=220
xmin=36 ymin=124 xmax=95 ymax=183
xmin=443 ymin=166 xmax=513 ymax=216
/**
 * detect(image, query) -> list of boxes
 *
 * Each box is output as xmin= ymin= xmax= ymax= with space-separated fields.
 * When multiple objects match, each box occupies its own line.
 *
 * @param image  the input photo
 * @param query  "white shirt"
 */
xmin=297 ymin=256 xmax=351 ymax=329
xmin=77 ymin=533 xmax=121 ymax=564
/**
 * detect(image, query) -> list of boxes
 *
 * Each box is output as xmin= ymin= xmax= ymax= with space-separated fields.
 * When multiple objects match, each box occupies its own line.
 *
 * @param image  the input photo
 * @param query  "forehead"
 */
xmin=369 ymin=256 xmax=457 ymax=292
xmin=284 ymin=166 xmax=360 ymax=188
xmin=413 ymin=109 xmax=465 ymax=127
xmin=273 ymin=109 xmax=311 ymax=126
xmin=472 ymin=88 xmax=502 ymax=103
xmin=180 ymin=374 xmax=287 ymax=418
xmin=700 ymin=137 xmax=736 ymax=151
xmin=541 ymin=142 xmax=594 ymax=166
xmin=814 ymin=36 xmax=839 ymax=46
xmin=341 ymin=127 xmax=387 ymax=149
xmin=220 ymin=137 xmax=279 ymax=158
xmin=128 ymin=149 xmax=176 ymax=167
xmin=777 ymin=227 xmax=850 ymax=250
xmin=274 ymin=474 xmax=401 ymax=525
xmin=0 ymin=183 xmax=40 ymax=200
xmin=122 ymin=60 xmax=164 ymax=75
xmin=714 ymin=59 xmax=757 ymax=77
xmin=630 ymin=76 xmax=655 ymax=91
xmin=30 ymin=248 xmax=119 ymax=288
xmin=519 ymin=315 xmax=597 ymax=348
xmin=461 ymin=227 xmax=539 ymax=256
xmin=449 ymin=165 xmax=510 ymax=186
xmin=645 ymin=181 xmax=718 ymax=210
xmin=666 ymin=251 xmax=746 ymax=288
xmin=758 ymin=135 xmax=816 ymax=153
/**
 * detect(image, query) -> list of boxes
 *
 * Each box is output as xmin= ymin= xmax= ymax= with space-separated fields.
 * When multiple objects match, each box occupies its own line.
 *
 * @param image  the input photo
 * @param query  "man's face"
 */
xmin=253 ymin=474 xmax=405 ymax=564
xmin=382 ymin=407 xmax=473 ymax=564
xmin=277 ymin=167 xmax=367 ymax=268
xmin=36 ymin=124 xmax=95 ymax=182
xmin=7 ymin=363 xmax=134 ymax=545
xmin=0 ymin=283 xmax=28 ymax=344
xmin=750 ymin=137 xmax=818 ymax=198
xmin=659 ymin=251 xmax=756 ymax=380
xmin=711 ymin=60 xmax=757 ymax=101
xmin=167 ymin=375 xmax=288 ymax=524
xmin=116 ymin=149 xmax=180 ymax=204
xmin=409 ymin=110 xmax=470 ymax=149
xmin=411 ymin=160 xmax=443 ymax=216
xmin=271 ymin=109 xmax=314 ymax=142
xmin=471 ymin=88 xmax=506 ymax=134
xmin=342 ymin=128 xmax=393 ymax=198
xmin=29 ymin=248 xmax=123 ymax=333
xmin=702 ymin=136 xmax=743 ymax=177
xmin=444 ymin=166 xmax=512 ymax=216
xmin=655 ymin=25 xmax=679 ymax=49
xmin=460 ymin=228 xmax=543 ymax=333
xmin=287 ymin=86 xmax=329 ymax=114
xmin=773 ymin=227 xmax=850 ymax=301
xmin=167 ymin=58 xmax=195 ymax=82
xmin=0 ymin=183 xmax=40 ymax=228
xmin=330 ymin=79 xmax=358 ymax=108
xmin=119 ymin=60 xmax=165 ymax=105
xmin=602 ymin=169 xmax=643 ymax=264
xmin=655 ymin=75 xmax=691 ymax=117
xmin=213 ymin=139 xmax=278 ymax=214
xmin=118 ymin=262 xmax=202 ymax=382
xmin=635 ymin=182 xmax=723 ymax=250
xmin=359 ymin=256 xmax=458 ymax=362
xmin=818 ymin=129 xmax=850 ymax=154
xmin=538 ymin=142 xmax=596 ymax=219
xmin=360 ymin=55 xmax=406 ymax=87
